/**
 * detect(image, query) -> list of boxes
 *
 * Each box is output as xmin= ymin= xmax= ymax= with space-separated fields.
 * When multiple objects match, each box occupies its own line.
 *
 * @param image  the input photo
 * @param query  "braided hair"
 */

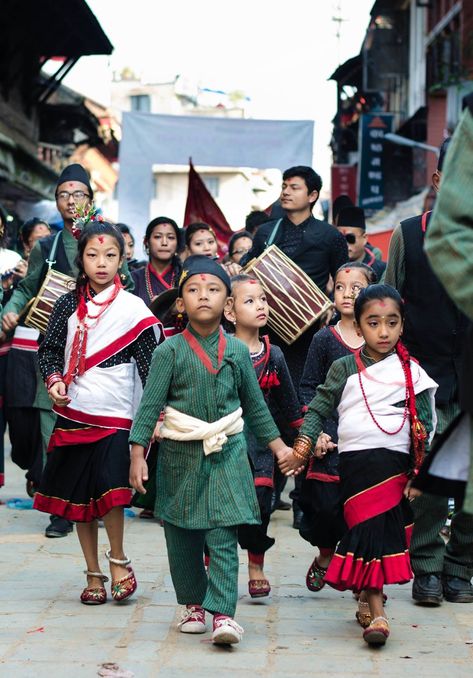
xmin=355 ymin=284 xmax=427 ymax=469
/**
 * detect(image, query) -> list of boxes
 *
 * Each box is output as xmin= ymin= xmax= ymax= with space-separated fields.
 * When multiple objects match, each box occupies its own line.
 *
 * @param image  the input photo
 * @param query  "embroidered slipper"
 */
xmin=248 ymin=579 xmax=271 ymax=598
xmin=363 ymin=616 xmax=390 ymax=646
xmin=355 ymin=600 xmax=371 ymax=628
xmin=306 ymin=556 xmax=327 ymax=592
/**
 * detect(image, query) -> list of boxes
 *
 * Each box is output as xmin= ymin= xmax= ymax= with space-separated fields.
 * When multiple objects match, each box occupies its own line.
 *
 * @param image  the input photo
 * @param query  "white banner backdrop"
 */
xmin=117 ymin=112 xmax=314 ymax=238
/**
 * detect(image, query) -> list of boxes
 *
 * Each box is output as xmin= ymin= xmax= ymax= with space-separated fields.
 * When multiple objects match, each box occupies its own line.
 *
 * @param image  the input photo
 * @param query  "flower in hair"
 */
xmin=71 ymin=202 xmax=98 ymax=240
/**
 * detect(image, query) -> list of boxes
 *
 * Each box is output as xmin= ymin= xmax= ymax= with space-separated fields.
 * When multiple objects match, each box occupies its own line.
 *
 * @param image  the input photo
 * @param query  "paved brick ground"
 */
xmin=1 ymin=454 xmax=472 ymax=677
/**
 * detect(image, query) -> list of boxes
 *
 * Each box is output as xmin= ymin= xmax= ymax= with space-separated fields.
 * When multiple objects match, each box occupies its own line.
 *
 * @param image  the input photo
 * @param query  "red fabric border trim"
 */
xmin=84 ymin=316 xmax=160 ymax=371
xmin=11 ymin=337 xmax=39 ymax=351
xmin=47 ymin=427 xmax=116 ymax=452
xmin=148 ymin=262 xmax=173 ymax=290
xmin=34 ymin=487 xmax=132 ymax=522
xmin=0 ymin=340 xmax=12 ymax=356
xmin=325 ymin=550 xmax=412 ymax=592
xmin=248 ymin=552 xmax=265 ymax=565
xmin=0 ymin=472 xmax=4 ymax=487
xmin=255 ymin=477 xmax=274 ymax=488
xmin=306 ymin=471 xmax=340 ymax=483
xmin=328 ymin=326 xmax=358 ymax=353
xmin=53 ymin=405 xmax=132 ymax=430
xmin=421 ymin=210 xmax=432 ymax=233
xmin=288 ymin=417 xmax=304 ymax=429
xmin=182 ymin=327 xmax=226 ymax=374
xmin=164 ymin=327 xmax=180 ymax=338
xmin=344 ymin=473 xmax=408 ymax=529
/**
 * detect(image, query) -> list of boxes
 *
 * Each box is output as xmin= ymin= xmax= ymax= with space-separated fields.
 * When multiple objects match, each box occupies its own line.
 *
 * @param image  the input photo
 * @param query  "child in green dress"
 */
xmin=129 ymin=255 xmax=293 ymax=646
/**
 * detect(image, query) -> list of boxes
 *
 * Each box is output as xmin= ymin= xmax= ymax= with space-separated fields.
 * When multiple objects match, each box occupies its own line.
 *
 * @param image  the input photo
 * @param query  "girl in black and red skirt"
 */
xmin=281 ymin=285 xmax=437 ymax=646
xmin=34 ymin=221 xmax=162 ymax=606
xmin=298 ymin=262 xmax=375 ymax=593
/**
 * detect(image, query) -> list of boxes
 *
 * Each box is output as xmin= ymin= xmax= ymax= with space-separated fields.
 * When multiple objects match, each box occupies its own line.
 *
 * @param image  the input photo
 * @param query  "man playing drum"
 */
xmin=241 ymin=166 xmax=348 ymax=525
xmin=241 ymin=166 xmax=348 ymax=386
xmin=1 ymin=164 xmax=132 ymax=538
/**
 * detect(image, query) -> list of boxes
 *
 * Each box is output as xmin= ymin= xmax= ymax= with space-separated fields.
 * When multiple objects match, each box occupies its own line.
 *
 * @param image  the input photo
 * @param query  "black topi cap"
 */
xmin=56 ymin=163 xmax=93 ymax=197
xmin=337 ymin=206 xmax=366 ymax=231
xmin=178 ymin=255 xmax=231 ymax=295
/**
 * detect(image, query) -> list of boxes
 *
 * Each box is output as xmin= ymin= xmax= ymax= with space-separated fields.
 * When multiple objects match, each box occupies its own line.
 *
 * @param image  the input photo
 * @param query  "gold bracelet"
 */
xmin=292 ymin=434 xmax=313 ymax=462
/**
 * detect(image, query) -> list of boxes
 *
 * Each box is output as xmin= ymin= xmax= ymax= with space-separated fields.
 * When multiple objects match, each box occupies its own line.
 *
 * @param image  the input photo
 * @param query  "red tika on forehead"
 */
xmin=379 ymin=299 xmax=387 ymax=307
xmin=98 ymin=236 xmax=104 ymax=244
xmin=200 ymin=274 xmax=207 ymax=280
xmin=248 ymin=279 xmax=257 ymax=284
xmin=344 ymin=268 xmax=351 ymax=273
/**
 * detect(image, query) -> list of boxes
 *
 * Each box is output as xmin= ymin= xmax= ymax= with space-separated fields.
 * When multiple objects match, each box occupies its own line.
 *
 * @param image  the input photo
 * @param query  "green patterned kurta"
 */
xmin=130 ymin=325 xmax=280 ymax=530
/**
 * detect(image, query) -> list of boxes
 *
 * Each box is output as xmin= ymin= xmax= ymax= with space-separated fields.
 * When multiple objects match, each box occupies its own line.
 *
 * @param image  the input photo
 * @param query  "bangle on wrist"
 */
xmin=292 ymin=434 xmax=313 ymax=462
xmin=46 ymin=372 xmax=63 ymax=391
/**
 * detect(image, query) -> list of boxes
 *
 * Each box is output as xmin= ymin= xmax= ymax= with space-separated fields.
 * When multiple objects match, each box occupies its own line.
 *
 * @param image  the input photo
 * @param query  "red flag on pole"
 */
xmin=183 ymin=160 xmax=233 ymax=256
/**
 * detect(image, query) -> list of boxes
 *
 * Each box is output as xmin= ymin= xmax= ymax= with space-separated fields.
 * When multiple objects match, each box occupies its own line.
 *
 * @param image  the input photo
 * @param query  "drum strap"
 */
xmin=45 ymin=231 xmax=62 ymax=269
xmin=265 ymin=219 xmax=283 ymax=248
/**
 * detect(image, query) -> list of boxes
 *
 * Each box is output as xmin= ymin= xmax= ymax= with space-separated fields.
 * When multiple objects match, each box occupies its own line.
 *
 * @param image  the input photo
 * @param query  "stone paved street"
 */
xmin=1 ymin=454 xmax=472 ymax=678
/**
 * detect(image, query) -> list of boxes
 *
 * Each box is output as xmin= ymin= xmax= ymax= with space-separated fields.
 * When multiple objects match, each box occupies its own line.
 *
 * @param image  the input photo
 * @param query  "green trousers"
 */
xmin=163 ymin=522 xmax=239 ymax=617
xmin=410 ymin=492 xmax=473 ymax=580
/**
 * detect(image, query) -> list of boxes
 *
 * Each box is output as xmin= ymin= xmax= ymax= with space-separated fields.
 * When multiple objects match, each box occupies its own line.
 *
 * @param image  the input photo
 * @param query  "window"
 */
xmin=130 ymin=94 xmax=151 ymax=112
xmin=203 ymin=176 xmax=220 ymax=198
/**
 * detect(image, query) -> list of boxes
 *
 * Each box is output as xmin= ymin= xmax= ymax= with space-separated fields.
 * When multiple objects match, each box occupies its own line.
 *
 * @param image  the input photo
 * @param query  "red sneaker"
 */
xmin=212 ymin=615 xmax=244 ymax=645
xmin=178 ymin=605 xmax=206 ymax=634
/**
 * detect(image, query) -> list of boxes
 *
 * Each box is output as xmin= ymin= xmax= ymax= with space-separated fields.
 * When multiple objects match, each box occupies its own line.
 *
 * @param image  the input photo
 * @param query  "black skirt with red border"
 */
xmin=324 ymin=448 xmax=413 ymax=593
xmin=34 ymin=425 xmax=132 ymax=522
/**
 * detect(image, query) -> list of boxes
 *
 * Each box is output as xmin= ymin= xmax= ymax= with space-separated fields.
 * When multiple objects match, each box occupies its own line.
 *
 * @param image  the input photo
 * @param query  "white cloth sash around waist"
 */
xmin=160 ymin=406 xmax=244 ymax=456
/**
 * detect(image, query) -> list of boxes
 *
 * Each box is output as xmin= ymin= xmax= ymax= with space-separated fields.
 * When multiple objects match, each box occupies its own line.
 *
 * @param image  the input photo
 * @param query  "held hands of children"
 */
xmin=277 ymin=450 xmax=305 ymax=476
xmin=314 ymin=432 xmax=337 ymax=458
xmin=129 ymin=444 xmax=149 ymax=494
xmin=268 ymin=438 xmax=304 ymax=477
xmin=48 ymin=381 xmax=71 ymax=407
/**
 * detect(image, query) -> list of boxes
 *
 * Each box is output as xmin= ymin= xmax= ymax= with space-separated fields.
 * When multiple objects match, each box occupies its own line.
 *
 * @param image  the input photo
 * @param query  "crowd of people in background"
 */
xmin=0 ymin=95 xmax=472 ymax=651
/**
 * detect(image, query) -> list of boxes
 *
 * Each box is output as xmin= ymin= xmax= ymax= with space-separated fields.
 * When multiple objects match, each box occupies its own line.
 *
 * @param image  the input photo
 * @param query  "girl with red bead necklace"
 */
xmin=34 ymin=222 xmax=163 ymax=607
xmin=131 ymin=216 xmax=182 ymax=305
xmin=224 ymin=274 xmax=303 ymax=600
xmin=280 ymin=285 xmax=437 ymax=647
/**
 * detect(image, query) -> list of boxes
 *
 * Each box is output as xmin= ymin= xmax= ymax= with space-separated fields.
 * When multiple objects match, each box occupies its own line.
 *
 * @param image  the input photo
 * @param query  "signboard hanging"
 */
xmin=357 ymin=113 xmax=393 ymax=210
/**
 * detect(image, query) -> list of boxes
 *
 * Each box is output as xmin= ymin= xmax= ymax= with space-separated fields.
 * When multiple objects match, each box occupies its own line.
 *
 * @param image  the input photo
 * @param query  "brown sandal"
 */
xmin=248 ymin=579 xmax=271 ymax=598
xmin=355 ymin=600 xmax=371 ymax=628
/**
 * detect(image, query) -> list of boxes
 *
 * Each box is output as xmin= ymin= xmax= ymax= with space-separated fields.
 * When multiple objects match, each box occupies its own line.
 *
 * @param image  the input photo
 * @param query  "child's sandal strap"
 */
xmin=105 ymin=548 xmax=131 ymax=566
xmin=84 ymin=570 xmax=109 ymax=582
xmin=371 ymin=616 xmax=389 ymax=625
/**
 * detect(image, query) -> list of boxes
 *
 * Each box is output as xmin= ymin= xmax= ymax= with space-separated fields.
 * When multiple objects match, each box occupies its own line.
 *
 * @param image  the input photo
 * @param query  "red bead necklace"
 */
xmin=85 ymin=278 xmax=122 ymax=320
xmin=357 ymin=350 xmax=410 ymax=436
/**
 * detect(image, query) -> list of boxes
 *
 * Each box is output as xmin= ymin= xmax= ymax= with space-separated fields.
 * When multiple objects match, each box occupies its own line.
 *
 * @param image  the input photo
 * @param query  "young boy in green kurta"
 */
xmin=129 ymin=255 xmax=293 ymax=646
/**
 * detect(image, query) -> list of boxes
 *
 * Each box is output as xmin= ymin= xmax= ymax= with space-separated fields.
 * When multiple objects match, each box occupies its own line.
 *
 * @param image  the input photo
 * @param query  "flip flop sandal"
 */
xmin=306 ymin=556 xmax=327 ymax=592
